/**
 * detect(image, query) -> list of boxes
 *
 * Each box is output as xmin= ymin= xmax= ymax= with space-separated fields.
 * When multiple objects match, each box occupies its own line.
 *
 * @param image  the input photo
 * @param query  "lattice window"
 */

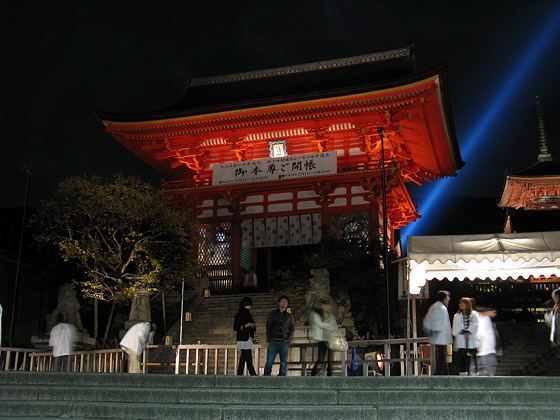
xmin=198 ymin=222 xmax=232 ymax=265
xmin=330 ymin=211 xmax=369 ymax=242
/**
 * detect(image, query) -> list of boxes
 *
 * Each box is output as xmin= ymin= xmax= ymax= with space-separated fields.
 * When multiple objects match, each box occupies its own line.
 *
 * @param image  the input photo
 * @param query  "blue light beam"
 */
xmin=401 ymin=5 xmax=560 ymax=247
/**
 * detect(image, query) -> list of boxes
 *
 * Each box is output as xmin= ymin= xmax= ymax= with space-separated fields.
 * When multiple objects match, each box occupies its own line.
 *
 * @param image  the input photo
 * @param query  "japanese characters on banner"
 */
xmin=212 ymin=151 xmax=337 ymax=186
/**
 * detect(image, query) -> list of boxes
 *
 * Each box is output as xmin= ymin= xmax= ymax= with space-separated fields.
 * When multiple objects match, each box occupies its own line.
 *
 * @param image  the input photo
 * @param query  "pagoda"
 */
xmin=96 ymin=46 xmax=464 ymax=292
xmin=499 ymin=97 xmax=560 ymax=233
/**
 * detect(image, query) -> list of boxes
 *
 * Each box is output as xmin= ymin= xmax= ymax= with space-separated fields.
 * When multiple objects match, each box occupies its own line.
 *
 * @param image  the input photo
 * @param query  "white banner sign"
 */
xmin=212 ymin=151 xmax=337 ymax=186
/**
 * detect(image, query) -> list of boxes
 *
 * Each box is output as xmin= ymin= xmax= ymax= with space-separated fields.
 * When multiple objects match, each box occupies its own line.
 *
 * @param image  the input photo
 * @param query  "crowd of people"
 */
xmin=42 ymin=287 xmax=560 ymax=376
xmin=422 ymin=289 xmax=560 ymax=376
xmin=424 ymin=290 xmax=502 ymax=376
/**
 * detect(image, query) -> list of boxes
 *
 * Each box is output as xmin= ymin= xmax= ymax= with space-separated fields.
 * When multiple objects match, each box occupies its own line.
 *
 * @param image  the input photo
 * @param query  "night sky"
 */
xmin=3 ymin=1 xmax=560 ymax=238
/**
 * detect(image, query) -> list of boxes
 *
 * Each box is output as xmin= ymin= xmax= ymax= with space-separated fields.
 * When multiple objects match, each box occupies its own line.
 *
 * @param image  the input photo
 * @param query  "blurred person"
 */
xmin=243 ymin=267 xmax=258 ymax=292
xmin=468 ymin=298 xmax=478 ymax=375
xmin=264 ymin=296 xmax=294 ymax=376
xmin=49 ymin=314 xmax=77 ymax=372
xmin=120 ymin=322 xmax=151 ymax=373
xmin=424 ymin=290 xmax=453 ymax=375
xmin=476 ymin=307 xmax=499 ymax=376
xmin=233 ymin=297 xmax=258 ymax=375
xmin=545 ymin=288 xmax=560 ymax=357
xmin=309 ymin=297 xmax=337 ymax=376
xmin=453 ymin=297 xmax=479 ymax=376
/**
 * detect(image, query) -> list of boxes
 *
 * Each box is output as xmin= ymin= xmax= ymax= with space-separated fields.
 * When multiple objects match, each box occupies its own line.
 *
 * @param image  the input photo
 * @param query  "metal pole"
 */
xmin=10 ymin=167 xmax=31 ymax=347
xmin=179 ymin=279 xmax=185 ymax=345
xmin=406 ymin=283 xmax=411 ymax=376
xmin=377 ymin=127 xmax=391 ymax=339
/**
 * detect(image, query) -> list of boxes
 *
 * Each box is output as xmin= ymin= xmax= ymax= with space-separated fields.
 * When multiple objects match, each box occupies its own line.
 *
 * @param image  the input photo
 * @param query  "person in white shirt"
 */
xmin=120 ymin=322 xmax=152 ymax=373
xmin=309 ymin=297 xmax=338 ymax=376
xmin=424 ymin=290 xmax=453 ymax=375
xmin=476 ymin=307 xmax=499 ymax=376
xmin=49 ymin=314 xmax=77 ymax=372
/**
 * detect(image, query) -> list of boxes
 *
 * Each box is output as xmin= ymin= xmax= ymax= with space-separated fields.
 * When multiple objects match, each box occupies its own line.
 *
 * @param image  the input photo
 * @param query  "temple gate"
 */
xmin=97 ymin=46 xmax=463 ymax=293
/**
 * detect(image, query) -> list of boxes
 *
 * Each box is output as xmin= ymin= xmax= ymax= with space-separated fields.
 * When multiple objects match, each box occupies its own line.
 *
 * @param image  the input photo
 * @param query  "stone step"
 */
xmin=1 ymin=372 xmax=559 ymax=420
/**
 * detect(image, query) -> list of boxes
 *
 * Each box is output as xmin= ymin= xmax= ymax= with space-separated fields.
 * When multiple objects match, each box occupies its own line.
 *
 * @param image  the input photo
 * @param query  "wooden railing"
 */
xmin=28 ymin=348 xmax=126 ymax=373
xmin=342 ymin=337 xmax=432 ymax=376
xmin=174 ymin=344 xmax=263 ymax=375
xmin=0 ymin=347 xmax=40 ymax=371
xmin=173 ymin=338 xmax=432 ymax=376
xmin=1 ymin=337 xmax=432 ymax=376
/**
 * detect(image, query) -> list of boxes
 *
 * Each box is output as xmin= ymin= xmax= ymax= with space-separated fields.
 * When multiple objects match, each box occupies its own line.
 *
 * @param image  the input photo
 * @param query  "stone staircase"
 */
xmin=149 ymin=293 xmax=286 ymax=374
xmin=496 ymin=321 xmax=560 ymax=376
xmin=175 ymin=293 xmax=282 ymax=344
xmin=1 ymin=371 xmax=559 ymax=419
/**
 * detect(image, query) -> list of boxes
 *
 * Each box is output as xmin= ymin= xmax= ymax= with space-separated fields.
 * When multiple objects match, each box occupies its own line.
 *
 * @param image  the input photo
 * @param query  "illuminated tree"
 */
xmin=35 ymin=174 xmax=202 ymax=303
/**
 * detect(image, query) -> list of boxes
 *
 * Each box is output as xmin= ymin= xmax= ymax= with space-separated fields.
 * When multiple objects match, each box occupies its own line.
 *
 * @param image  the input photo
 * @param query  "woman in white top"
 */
xmin=309 ymin=297 xmax=338 ymax=376
xmin=452 ymin=297 xmax=479 ymax=376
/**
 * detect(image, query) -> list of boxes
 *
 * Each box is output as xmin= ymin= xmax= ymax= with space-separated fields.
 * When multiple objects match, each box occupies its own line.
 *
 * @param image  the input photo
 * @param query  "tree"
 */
xmin=35 ymin=174 xmax=202 ymax=305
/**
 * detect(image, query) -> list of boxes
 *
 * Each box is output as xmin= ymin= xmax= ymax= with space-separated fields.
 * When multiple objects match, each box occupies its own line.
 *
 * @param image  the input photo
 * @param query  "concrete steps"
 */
xmin=1 ymin=371 xmax=559 ymax=419
xmin=496 ymin=321 xmax=560 ymax=376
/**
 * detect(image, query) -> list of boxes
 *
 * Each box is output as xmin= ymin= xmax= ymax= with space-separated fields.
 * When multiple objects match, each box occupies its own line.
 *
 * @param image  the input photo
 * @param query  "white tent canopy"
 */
xmin=406 ymin=231 xmax=560 ymax=294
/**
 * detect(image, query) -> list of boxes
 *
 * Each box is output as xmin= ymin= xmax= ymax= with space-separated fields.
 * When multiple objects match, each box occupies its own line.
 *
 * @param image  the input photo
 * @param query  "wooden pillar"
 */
xmin=368 ymin=200 xmax=380 ymax=245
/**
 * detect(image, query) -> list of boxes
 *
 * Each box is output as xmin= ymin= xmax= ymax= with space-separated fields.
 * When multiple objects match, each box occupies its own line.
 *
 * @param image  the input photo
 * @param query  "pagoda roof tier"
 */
xmin=499 ymin=97 xmax=560 ymax=211
xmin=499 ymin=173 xmax=560 ymax=210
xmin=508 ymin=160 xmax=560 ymax=177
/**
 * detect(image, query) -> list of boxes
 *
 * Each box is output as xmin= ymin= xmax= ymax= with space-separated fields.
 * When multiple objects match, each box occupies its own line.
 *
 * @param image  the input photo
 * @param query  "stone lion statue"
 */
xmin=46 ymin=283 xmax=84 ymax=331
xmin=299 ymin=269 xmax=334 ymax=325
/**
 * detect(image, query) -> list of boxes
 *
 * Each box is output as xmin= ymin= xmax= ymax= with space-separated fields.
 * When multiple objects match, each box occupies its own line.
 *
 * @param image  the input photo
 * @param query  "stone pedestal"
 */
xmin=30 ymin=330 xmax=96 ymax=350
xmin=120 ymin=288 xmax=152 ymax=338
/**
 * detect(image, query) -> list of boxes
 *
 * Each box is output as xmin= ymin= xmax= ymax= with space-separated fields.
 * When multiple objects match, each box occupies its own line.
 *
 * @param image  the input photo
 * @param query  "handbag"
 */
xmin=252 ymin=332 xmax=260 ymax=344
xmin=327 ymin=333 xmax=348 ymax=352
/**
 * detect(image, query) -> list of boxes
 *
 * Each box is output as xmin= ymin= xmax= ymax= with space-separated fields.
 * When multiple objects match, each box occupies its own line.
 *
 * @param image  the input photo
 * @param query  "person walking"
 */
xmin=476 ymin=306 xmax=500 ymax=376
xmin=309 ymin=297 xmax=337 ymax=376
xmin=264 ymin=295 xmax=294 ymax=376
xmin=233 ymin=297 xmax=258 ymax=375
xmin=545 ymin=288 xmax=560 ymax=356
xmin=49 ymin=314 xmax=77 ymax=372
xmin=243 ymin=267 xmax=258 ymax=292
xmin=119 ymin=321 xmax=151 ymax=373
xmin=453 ymin=297 xmax=479 ymax=376
xmin=424 ymin=290 xmax=453 ymax=375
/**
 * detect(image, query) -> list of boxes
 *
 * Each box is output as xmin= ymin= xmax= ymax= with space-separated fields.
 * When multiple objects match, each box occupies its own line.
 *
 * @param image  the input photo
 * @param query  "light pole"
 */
xmin=377 ymin=127 xmax=391 ymax=340
xmin=10 ymin=167 xmax=31 ymax=346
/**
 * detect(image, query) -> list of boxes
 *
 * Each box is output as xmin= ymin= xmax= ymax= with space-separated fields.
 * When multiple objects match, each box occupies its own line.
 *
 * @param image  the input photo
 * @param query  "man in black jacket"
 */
xmin=264 ymin=295 xmax=294 ymax=376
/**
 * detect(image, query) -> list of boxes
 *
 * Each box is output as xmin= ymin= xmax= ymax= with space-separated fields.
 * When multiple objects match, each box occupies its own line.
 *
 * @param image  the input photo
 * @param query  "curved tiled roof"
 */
xmin=510 ymin=160 xmax=560 ymax=177
xmin=96 ymin=46 xmax=417 ymax=122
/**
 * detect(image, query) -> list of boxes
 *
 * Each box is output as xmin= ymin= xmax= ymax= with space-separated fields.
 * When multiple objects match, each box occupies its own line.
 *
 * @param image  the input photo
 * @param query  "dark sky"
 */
xmin=3 ymin=1 xmax=560 ymax=236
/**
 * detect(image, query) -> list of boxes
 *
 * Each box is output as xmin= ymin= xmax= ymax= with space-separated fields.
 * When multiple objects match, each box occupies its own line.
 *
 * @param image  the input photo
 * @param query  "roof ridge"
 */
xmin=189 ymin=46 xmax=412 ymax=87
